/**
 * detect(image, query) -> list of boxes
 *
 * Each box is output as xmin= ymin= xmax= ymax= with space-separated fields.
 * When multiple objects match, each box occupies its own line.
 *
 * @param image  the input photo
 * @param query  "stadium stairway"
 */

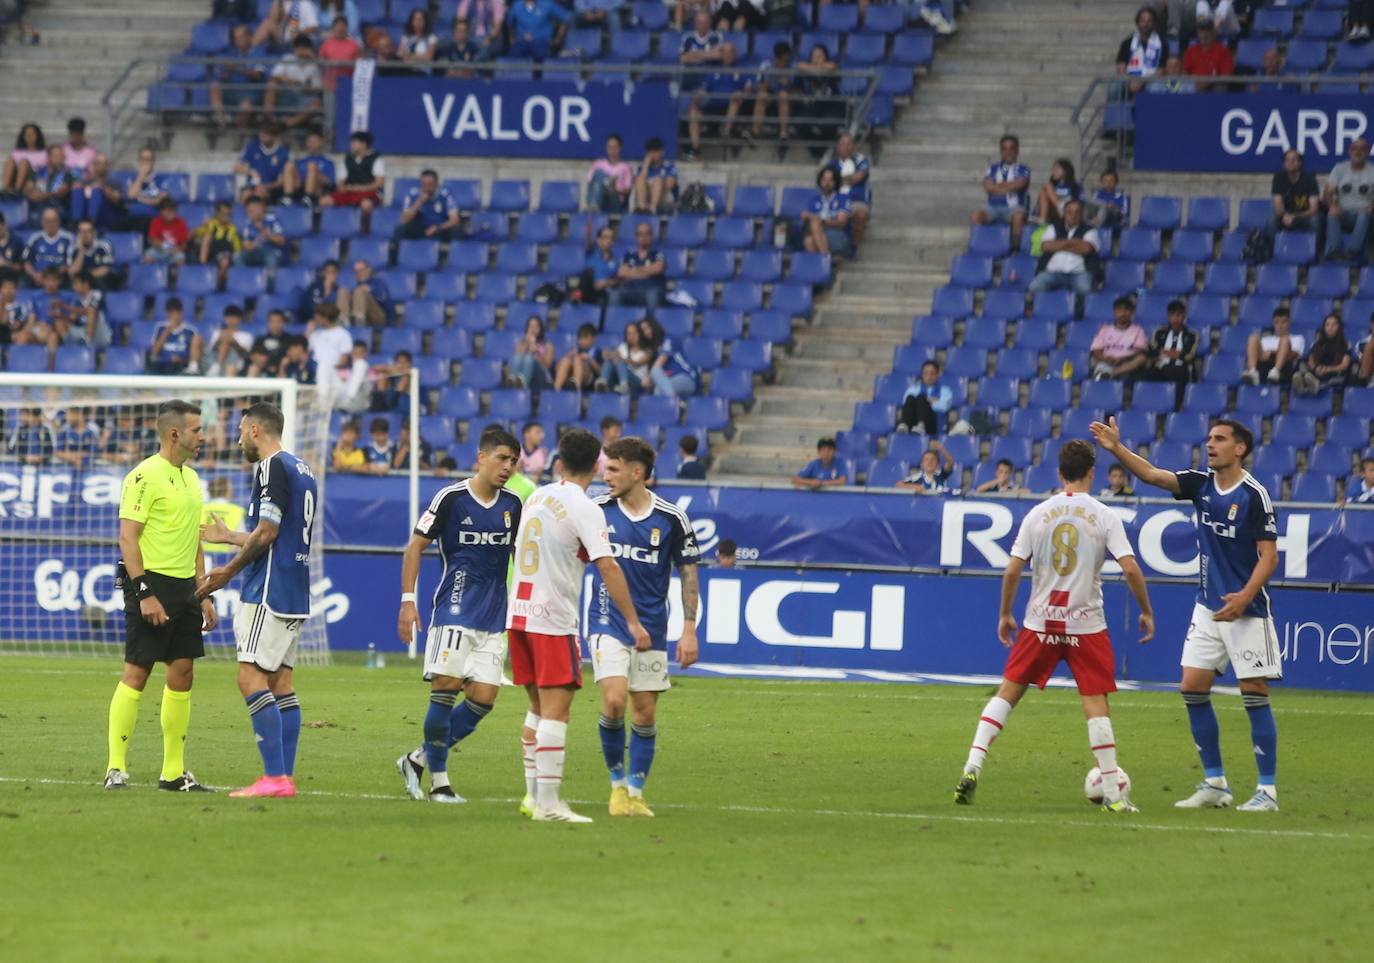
xmin=0 ymin=0 xmax=203 ymax=153
xmin=713 ymin=0 xmax=1140 ymax=478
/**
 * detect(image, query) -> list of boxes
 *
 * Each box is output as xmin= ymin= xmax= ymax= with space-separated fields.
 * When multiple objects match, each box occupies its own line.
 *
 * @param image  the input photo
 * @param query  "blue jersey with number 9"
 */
xmin=241 ymin=449 xmax=317 ymax=618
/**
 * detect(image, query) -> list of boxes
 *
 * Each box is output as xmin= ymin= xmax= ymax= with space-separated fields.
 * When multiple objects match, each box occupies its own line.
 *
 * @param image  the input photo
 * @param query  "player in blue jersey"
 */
xmin=591 ymin=437 xmax=700 ymax=817
xmin=395 ymin=426 xmax=523 ymax=803
xmin=1092 ymin=416 xmax=1282 ymax=812
xmin=198 ymin=402 xmax=318 ymax=799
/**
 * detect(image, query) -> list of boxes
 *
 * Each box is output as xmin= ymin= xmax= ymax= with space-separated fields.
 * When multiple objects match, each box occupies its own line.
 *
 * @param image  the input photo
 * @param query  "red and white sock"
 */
xmin=1088 ymin=716 xmax=1121 ymax=803
xmin=964 ymin=696 xmax=1013 ymax=775
xmin=535 ymin=718 xmax=567 ymax=810
xmin=522 ymin=711 xmax=540 ymax=799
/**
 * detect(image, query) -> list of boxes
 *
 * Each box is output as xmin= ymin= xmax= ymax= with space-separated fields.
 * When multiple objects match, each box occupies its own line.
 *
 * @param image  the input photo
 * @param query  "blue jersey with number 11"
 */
xmin=241 ymin=450 xmax=317 ymax=618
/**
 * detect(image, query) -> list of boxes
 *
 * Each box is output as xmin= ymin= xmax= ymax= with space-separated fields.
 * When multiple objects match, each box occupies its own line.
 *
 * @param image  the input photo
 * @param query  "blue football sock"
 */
xmin=1182 ymin=691 xmax=1225 ymax=780
xmin=424 ymin=691 xmax=458 ymax=774
xmin=276 ymin=692 xmax=301 ymax=776
xmin=1243 ymin=693 xmax=1278 ymax=786
xmin=628 ymin=722 xmax=657 ymax=793
xmin=447 ymin=699 xmax=492 ymax=747
xmin=245 ymin=689 xmax=286 ymax=778
xmin=599 ymin=714 xmax=626 ymax=785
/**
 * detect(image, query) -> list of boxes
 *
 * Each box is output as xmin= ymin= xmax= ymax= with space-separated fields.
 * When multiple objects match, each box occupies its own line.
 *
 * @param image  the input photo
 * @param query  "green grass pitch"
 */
xmin=1 ymin=655 xmax=1371 ymax=962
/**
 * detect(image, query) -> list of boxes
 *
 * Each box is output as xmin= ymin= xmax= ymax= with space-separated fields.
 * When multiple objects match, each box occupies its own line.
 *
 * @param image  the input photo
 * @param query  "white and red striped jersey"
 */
xmin=1009 ymin=491 xmax=1134 ymax=635
xmin=507 ymin=480 xmax=612 ymax=636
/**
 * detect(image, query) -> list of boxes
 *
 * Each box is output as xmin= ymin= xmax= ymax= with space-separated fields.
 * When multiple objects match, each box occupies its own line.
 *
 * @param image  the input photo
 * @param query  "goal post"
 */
xmin=0 ymin=373 xmax=333 ymax=663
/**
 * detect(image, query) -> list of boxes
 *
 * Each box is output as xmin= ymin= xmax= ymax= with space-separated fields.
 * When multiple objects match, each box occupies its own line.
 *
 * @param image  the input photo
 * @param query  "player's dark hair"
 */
xmin=369 ymin=417 xmax=390 ymax=435
xmin=1112 ymin=295 xmax=1134 ymax=311
xmin=166 ymin=296 xmax=184 ymax=312
xmin=350 ymin=130 xmax=373 ymax=146
xmin=996 ymin=458 xmax=1013 ymax=470
xmin=999 ymin=134 xmax=1019 ymax=150
xmin=1362 ymin=456 xmax=1374 ymax=469
xmin=1058 ymin=439 xmax=1096 ymax=482
xmin=478 ymin=425 xmax=520 ymax=454
xmin=717 ymin=538 xmax=737 ymax=557
xmin=1212 ymin=418 xmax=1253 ymax=460
xmin=1109 ymin=461 xmax=1126 ymax=474
xmin=224 ymin=304 xmax=243 ymax=320
xmin=578 ymin=323 xmax=597 ymax=338
xmin=315 ymin=303 xmax=340 ymax=322
xmin=558 ymin=428 xmax=602 ymax=476
xmin=1272 ymin=306 xmax=1290 ymax=320
xmin=420 ymin=168 xmax=438 ymax=180
xmin=606 ymin=436 xmax=656 ymax=478
xmin=395 ymin=349 xmax=412 ymax=363
xmin=1167 ymin=299 xmax=1187 ymax=315
xmin=156 ymin=399 xmax=200 ymax=436
xmin=645 ymin=136 xmax=663 ymax=152
xmin=522 ymin=421 xmax=542 ymax=438
xmin=243 ymin=402 xmax=285 ymax=438
xmin=600 ymin=415 xmax=622 ymax=432
xmin=679 ymin=434 xmax=698 ymax=455
xmin=817 ymin=437 xmax=836 ymax=450
xmin=773 ymin=42 xmax=791 ymax=58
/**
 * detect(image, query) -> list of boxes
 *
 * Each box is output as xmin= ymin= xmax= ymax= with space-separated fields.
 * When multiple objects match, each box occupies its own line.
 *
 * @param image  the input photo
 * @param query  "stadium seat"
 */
xmin=1327 ymin=413 xmax=1371 ymax=447
xmin=1291 ymin=296 xmax=1332 ymax=331
xmin=950 ymin=254 xmax=994 ymax=290
xmin=853 ymin=401 xmax=897 ymax=435
xmin=684 ymin=397 xmax=729 ymax=431
xmin=788 ymin=252 xmax=832 ymax=286
xmin=396 ymin=239 xmax=439 ymax=273
xmin=1254 ymin=444 xmax=1296 ymax=480
xmin=1271 ymin=413 xmax=1316 ymax=447
xmin=1103 ymin=260 xmax=1145 ymax=294
xmin=1080 ymin=380 xmax=1124 ymax=411
xmin=53 ymin=346 xmax=94 ymax=374
xmin=474 ymin=274 xmax=517 ymax=303
xmin=294 ymin=236 xmax=338 ymax=270
xmin=1202 ymin=353 xmax=1244 ymax=384
xmin=891 ymin=32 xmax=933 ymax=67
xmin=990 ymin=347 xmax=1034 ymax=382
xmin=1169 ymin=229 xmax=1214 ymax=263
xmin=999 ymin=254 xmax=1037 ymax=289
xmin=5 ymin=344 xmax=47 ymax=372
xmin=655 ymin=308 xmax=695 ymax=342
xmin=606 ymin=29 xmax=650 ymax=62
xmin=495 ymin=242 xmax=539 ymax=275
xmin=487 ymin=388 xmax=532 ymax=422
xmin=912 ymin=315 xmax=955 ymax=348
xmin=1030 ymin=291 xmax=1074 ymax=323
xmin=1185 ymin=196 xmax=1230 ymax=232
xmin=536 ymin=181 xmax=579 ymax=214
xmin=963 ymin=317 xmax=1007 ymax=350
xmin=1238 ymin=295 xmax=1281 ymax=328
xmin=346 ymin=236 xmax=388 ymax=266
xmin=1028 ymin=378 xmax=1071 ymax=409
xmin=683 ymin=337 xmax=724 ymax=371
xmin=845 ymin=33 xmax=886 ymax=66
xmin=747 ymin=311 xmax=791 ymax=345
xmin=989 ymin=437 xmax=1032 ymax=467
xmin=1291 ymin=472 xmax=1334 ymax=502
xmin=366 ymin=207 xmax=400 ymax=238
xmin=226 ymin=266 xmax=267 ymax=299
xmin=1115 ymin=409 xmax=1156 ymax=446
xmin=738 ymin=250 xmax=782 ymax=284
xmin=400 ymin=299 xmax=444 ymax=331
xmin=968 ymin=224 xmax=1010 ymax=257
xmin=693 ymin=250 xmax=736 ymax=282
xmin=458 ymin=357 xmax=503 ymax=391
xmin=771 ymin=283 xmax=813 ymax=317
xmin=488 ymin=180 xmax=531 ymax=213
xmin=175 ymin=265 xmax=217 ymax=297
xmin=1182 ymin=382 xmax=1227 ymax=413
xmin=1254 ymin=264 xmax=1298 ymax=297
xmin=1274 ymin=231 xmax=1317 ymax=265
xmin=665 ymin=215 xmax=708 ymax=249
xmin=1007 ymin=407 xmax=1051 ymax=439
xmin=731 ymin=185 xmax=775 ymax=218
xmin=1137 ymin=196 xmax=1182 ymax=231
xmin=516 ymin=212 xmax=559 ymax=245
xmin=701 ymin=309 xmax=744 ymax=341
xmin=377 ymin=268 xmax=418 ymax=301
xmin=1332 ymin=39 xmax=1374 ymax=73
xmin=480 ymin=328 xmax=517 ymax=361
xmin=453 ymin=301 xmax=497 ymax=332
xmin=1284 ymin=38 xmax=1330 ymax=73
xmin=189 ymin=20 xmax=230 ymax=53
xmin=1012 ymin=319 xmax=1055 ymax=352
xmin=980 ymin=288 xmax=1027 ymax=323
xmin=1152 ymin=261 xmax=1196 ymax=295
xmin=708 ymin=218 xmax=753 ymax=252
xmin=320 ymin=206 xmax=362 ymax=240
xmin=1059 ymin=408 xmax=1103 ymax=440
xmin=1062 ymin=321 xmax=1098 ymax=352
xmin=1304 ymin=264 xmax=1351 ymax=299
xmin=942 ymin=345 xmax=988 ymax=380
xmin=1131 ymin=381 xmax=1177 ymax=414
xmin=1253 ymin=7 xmax=1294 ymax=38
xmin=1118 ymin=228 xmax=1162 ymax=262
xmin=1150 ymin=440 xmax=1193 ymax=470
xmin=730 ymin=340 xmax=772 ymax=374
xmin=971 ymin=376 xmax=1017 ymax=411
xmin=1235 ymin=385 xmax=1281 ymax=416
xmin=1309 ymin=441 xmax=1354 ymax=476
xmin=127 ymin=263 xmax=168 ymax=295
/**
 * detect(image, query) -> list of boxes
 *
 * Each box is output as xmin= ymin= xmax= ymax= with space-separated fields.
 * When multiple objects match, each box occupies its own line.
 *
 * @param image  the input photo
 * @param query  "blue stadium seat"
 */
xmin=516 ymin=212 xmax=559 ymax=244
xmin=1030 ymin=290 xmax=1074 ymax=323
xmin=943 ymin=345 xmax=988 ymax=379
xmin=380 ymin=327 xmax=421 ymax=356
xmin=101 ymin=346 xmax=146 ymax=375
xmin=1289 ymin=392 xmax=1333 ymax=418
xmin=127 ymin=263 xmax=168 ymax=295
xmin=585 ymin=394 xmax=630 ymax=426
xmin=474 ymin=274 xmax=516 ymax=303
xmin=1215 ymin=230 xmax=1249 ymax=263
xmin=1327 ymin=413 xmax=1371 ymax=446
xmin=864 ymin=4 xmax=905 ymax=34
xmin=732 ymin=186 xmax=775 ymax=218
xmin=534 ymin=181 xmax=578 ymax=215
xmin=1081 ymin=379 xmax=1124 ymax=411
xmin=1238 ymin=295 xmax=1280 ymax=328
xmin=1180 ymin=383 xmax=1224 ymax=416
xmin=1201 ymin=261 xmax=1247 ymax=297
xmin=990 ymin=437 xmax=1032 ymax=467
xmin=710 ymin=367 xmax=755 ymax=403
xmin=1290 ymin=472 xmax=1334 ymax=502
xmin=104 ymin=291 xmax=144 ymax=326
xmin=432 ymin=179 xmax=478 ymax=211
xmin=1081 ymin=292 xmax=1115 ymax=325
xmin=420 ymin=271 xmax=462 ymax=303
xmin=891 ymin=32 xmax=933 ymax=66
xmin=1185 ymin=196 xmax=1230 ymax=232
xmin=999 ymin=254 xmax=1037 ymax=289
xmin=747 ymin=310 xmax=791 ymax=345
xmin=950 ymin=254 xmax=994 ymax=290
xmin=939 ymin=434 xmax=978 ymax=467
xmin=693 ymin=250 xmax=736 ymax=282
xmin=788 ymin=252 xmax=831 ymax=286
xmin=886 ymin=433 xmax=929 ymax=464
xmin=1060 ymin=408 xmax=1103 ymax=440
xmin=459 ymin=358 xmax=503 ymax=393
xmin=665 ymin=215 xmax=708 ymax=249
xmin=1213 ymin=325 xmax=1250 ymax=356
xmin=1235 ymin=384 xmax=1281 ymax=416
xmin=980 ymin=288 xmax=1027 ymax=323
xmin=344 ymin=236 xmax=387 ymax=267
xmin=818 ymin=4 xmax=859 ymax=31
xmin=1284 ymin=38 xmax=1330 ymax=72
xmin=176 ymin=265 xmax=217 ymax=297
xmin=964 ymin=317 xmax=1008 ymax=350
xmin=1028 ymin=378 xmax=1071 ymax=409
xmin=1304 ymin=263 xmax=1351 ymax=299
xmin=770 ymin=283 xmax=813 ymax=317
xmin=1131 ymin=381 xmax=1177 ymax=414
xmin=1202 ymin=353 xmax=1244 ymax=383
xmin=194 ymin=173 xmax=236 ymax=203
xmin=377 ymin=268 xmax=418 ymax=300
xmin=53 ymin=345 xmax=94 ymax=374
xmin=1063 ymin=321 xmax=1098 ymax=352
xmin=544 ymin=243 xmax=584 ymax=277
xmin=1253 ymin=7 xmax=1294 ymax=37
xmin=701 ymin=309 xmax=744 ymax=341
xmin=1309 ymin=441 xmax=1354 ymax=476
xmin=1150 ymin=440 xmax=1193 ymax=470
xmin=1332 ymin=39 xmax=1374 ymax=73
xmin=1137 ymin=196 xmax=1182 ymax=231
xmin=1236 ymin=201 xmax=1274 ymax=235
xmin=973 ymin=376 xmax=1018 ymax=411
xmin=1274 ymin=231 xmax=1317 ymax=265
xmin=1290 ymin=296 xmax=1332 ymax=331
xmin=320 ymin=206 xmax=362 ymax=240
xmin=736 ymin=250 xmax=781 ymax=284
xmin=1187 ymin=294 xmax=1229 ymax=329
xmin=5 ymin=344 xmax=47 ymax=372
xmin=489 ymin=388 xmax=533 ymax=421
xmin=779 ymin=187 xmax=813 ymax=221
xmin=419 ymin=414 xmax=456 ymax=449
xmin=844 ymin=33 xmax=886 ymax=66
xmin=864 ymin=457 xmax=907 ymax=488
xmin=1235 ymin=38 xmax=1277 ymax=73
xmin=608 ymin=29 xmax=651 ymax=62
xmin=226 ymin=266 xmax=267 ymax=299
xmin=683 ymin=336 xmax=724 ymax=371
xmin=1048 ymin=349 xmax=1089 ymax=378
xmin=396 ymin=239 xmax=439 ymax=273
xmin=876 ymin=65 xmax=916 ymax=97
xmin=1152 ymin=261 xmax=1196 ymax=296
xmin=489 ymin=180 xmax=531 ymax=213
xmin=684 ymin=397 xmax=730 ymax=431
xmin=654 ymin=308 xmax=695 ymax=342
xmin=1169 ymin=229 xmax=1214 ymax=263
xmin=994 ymin=347 xmax=1037 ymax=381
xmin=1254 ymin=445 xmax=1297 ymax=480
xmin=1114 ymin=409 xmax=1156 ymax=447
xmin=912 ymin=315 xmax=955 ymax=347
xmin=1007 ymin=407 xmax=1051 ymax=439
xmin=730 ymin=340 xmax=772 ymax=373
xmin=1118 ymin=228 xmax=1162 ymax=262
xmin=495 ymin=242 xmax=539 ymax=275
xmin=1103 ymin=260 xmax=1145 ymax=294
xmin=854 ymin=401 xmax=897 ymax=435
xmin=968 ymin=224 xmax=1010 ymax=257
xmin=402 ymin=299 xmax=445 ymax=330
xmin=630 ymin=0 xmax=669 ymax=28
xmin=445 ymin=241 xmax=487 ymax=275
xmin=190 ymin=20 xmax=230 ymax=53
xmin=1254 ymin=263 xmax=1298 ymax=297
xmin=892 ymin=343 xmax=934 ymax=376
xmin=1271 ymin=413 xmax=1316 ymax=447
xmin=1013 ymin=318 xmax=1056 ymax=351
xmin=293 ymin=236 xmax=336 ymax=271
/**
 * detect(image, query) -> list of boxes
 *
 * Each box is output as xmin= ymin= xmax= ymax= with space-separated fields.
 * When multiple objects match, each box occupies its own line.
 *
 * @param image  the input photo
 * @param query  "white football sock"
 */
xmin=522 ymin=711 xmax=540 ymax=799
xmin=430 ymin=770 xmax=450 ymax=791
xmin=535 ymin=719 xmax=568 ymax=810
xmin=1087 ymin=716 xmax=1121 ymax=803
xmin=964 ymin=696 xmax=1013 ymax=775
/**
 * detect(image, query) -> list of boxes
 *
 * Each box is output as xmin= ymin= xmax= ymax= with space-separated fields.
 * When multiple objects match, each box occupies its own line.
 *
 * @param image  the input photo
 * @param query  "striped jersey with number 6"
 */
xmin=1008 ymin=491 xmax=1135 ymax=635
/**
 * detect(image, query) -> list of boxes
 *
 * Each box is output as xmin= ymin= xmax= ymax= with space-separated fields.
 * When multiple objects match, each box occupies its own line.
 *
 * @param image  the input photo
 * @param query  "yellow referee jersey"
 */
xmin=119 ymin=453 xmax=203 ymax=579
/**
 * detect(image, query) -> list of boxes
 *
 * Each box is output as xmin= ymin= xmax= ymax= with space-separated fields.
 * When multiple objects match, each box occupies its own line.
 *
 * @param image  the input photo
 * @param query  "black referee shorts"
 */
xmin=123 ymin=571 xmax=205 ymax=665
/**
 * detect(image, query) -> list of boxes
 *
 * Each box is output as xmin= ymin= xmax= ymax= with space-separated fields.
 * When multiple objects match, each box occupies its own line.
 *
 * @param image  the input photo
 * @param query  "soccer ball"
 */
xmin=1084 ymin=766 xmax=1131 ymax=804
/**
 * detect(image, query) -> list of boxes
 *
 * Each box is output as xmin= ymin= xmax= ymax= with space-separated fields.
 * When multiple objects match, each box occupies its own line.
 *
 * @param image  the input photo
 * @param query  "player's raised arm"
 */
xmin=593 ymin=555 xmax=650 ymax=650
xmin=677 ymin=563 xmax=699 ymax=668
xmin=398 ymin=532 xmax=429 ymax=645
xmin=1089 ymin=415 xmax=1181 ymax=494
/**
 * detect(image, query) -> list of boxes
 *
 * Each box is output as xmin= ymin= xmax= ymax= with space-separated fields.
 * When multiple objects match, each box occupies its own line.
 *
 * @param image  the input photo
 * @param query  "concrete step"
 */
xmin=733 ymin=418 xmax=845 ymax=449
xmin=774 ymin=357 xmax=881 ymax=391
xmin=754 ymin=392 xmax=867 ymax=420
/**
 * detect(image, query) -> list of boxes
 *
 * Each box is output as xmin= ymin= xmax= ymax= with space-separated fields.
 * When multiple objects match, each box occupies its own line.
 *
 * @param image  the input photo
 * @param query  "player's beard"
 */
xmin=242 ymin=440 xmax=259 ymax=463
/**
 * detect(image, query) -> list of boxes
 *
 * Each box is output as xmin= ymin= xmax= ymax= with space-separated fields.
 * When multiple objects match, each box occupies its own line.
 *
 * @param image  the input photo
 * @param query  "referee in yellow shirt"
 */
xmin=104 ymin=400 xmax=219 ymax=792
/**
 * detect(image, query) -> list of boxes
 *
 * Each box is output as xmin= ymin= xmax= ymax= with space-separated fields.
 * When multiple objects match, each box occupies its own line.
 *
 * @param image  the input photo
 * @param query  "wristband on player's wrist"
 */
xmin=132 ymin=578 xmax=153 ymax=600
xmin=401 ymin=592 xmax=417 ymax=604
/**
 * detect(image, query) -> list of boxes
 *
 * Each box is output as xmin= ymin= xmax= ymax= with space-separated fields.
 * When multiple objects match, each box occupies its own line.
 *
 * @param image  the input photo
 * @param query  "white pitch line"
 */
xmin=1 ymin=775 xmax=1367 ymax=842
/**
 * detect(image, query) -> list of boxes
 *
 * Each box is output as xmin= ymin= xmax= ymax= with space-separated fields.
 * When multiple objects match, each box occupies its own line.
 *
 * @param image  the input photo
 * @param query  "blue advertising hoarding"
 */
xmin=1133 ymin=91 xmax=1374 ymax=174
xmin=334 ymin=73 xmax=677 ymax=158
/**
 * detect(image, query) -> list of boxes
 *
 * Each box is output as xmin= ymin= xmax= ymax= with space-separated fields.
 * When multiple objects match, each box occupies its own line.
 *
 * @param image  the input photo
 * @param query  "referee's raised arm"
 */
xmin=103 ymin=399 xmax=217 ymax=794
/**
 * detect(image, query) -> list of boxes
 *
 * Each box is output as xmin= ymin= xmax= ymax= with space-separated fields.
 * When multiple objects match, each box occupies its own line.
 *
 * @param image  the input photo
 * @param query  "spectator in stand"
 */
xmin=1322 ymin=138 xmax=1374 ymax=263
xmin=61 ymin=119 xmax=96 ymax=176
xmin=0 ymin=212 xmax=24 ymax=283
xmin=332 ymin=340 xmax=372 ymax=413
xmin=1146 ymin=298 xmax=1198 ymax=405
xmin=1100 ymin=462 xmax=1134 ymax=498
xmin=1250 ymin=48 xmax=1294 ymax=94
xmin=1266 ymin=148 xmax=1320 ymax=240
xmin=211 ymin=25 xmax=269 ymax=129
xmin=331 ymin=420 xmax=366 ymax=472
xmin=685 ymin=41 xmax=749 ymax=161
xmin=898 ymin=360 xmax=954 ymax=436
xmin=253 ymin=0 xmax=322 ymax=49
xmin=25 ymin=145 xmax=72 ymax=219
xmin=1346 ymin=458 xmax=1374 ymax=503
xmin=68 ymin=155 xmax=122 ymax=232
xmin=0 ymin=277 xmax=40 ymax=344
xmin=237 ymin=122 xmax=289 ymax=204
xmin=440 ymin=17 xmax=481 ymax=77
xmin=54 ymin=407 xmax=103 ymax=470
xmin=28 ymin=266 xmax=82 ymax=345
xmin=611 ymin=221 xmax=667 ymax=308
xmin=125 ymin=146 xmax=172 ymax=228
xmin=237 ymin=196 xmax=287 ymax=270
xmin=457 ymin=0 xmax=506 ymax=60
xmin=1351 ymin=1 xmax=1374 ymax=42
xmin=679 ymin=9 xmax=724 ymax=90
xmin=831 ymin=133 xmax=871 ymax=248
xmin=319 ymin=15 xmax=363 ymax=92
xmin=552 ymin=323 xmax=603 ymax=391
xmin=1356 ymin=312 xmax=1374 ymax=386
xmin=147 ymin=298 xmax=202 ymax=375
xmin=645 ymin=317 xmax=701 ymax=399
xmin=144 ymin=197 xmax=190 ymax=266
xmin=318 ymin=0 xmax=360 ymax=38
xmin=1195 ymin=0 xmax=1242 ymax=40
xmin=1028 ymin=199 xmax=1099 ymax=302
xmin=715 ymin=538 xmax=737 ymax=567
xmin=576 ymin=225 xmax=619 ymax=304
xmin=795 ymin=44 xmax=841 ymax=157
xmin=898 ymin=441 xmax=955 ymax=494
xmin=395 ymin=169 xmax=459 ymax=241
xmin=282 ymin=335 xmax=318 ymax=384
xmin=971 ymin=135 xmax=1030 ymax=251
xmin=586 ymin=133 xmax=633 ymax=212
xmin=322 ymin=130 xmax=384 ymax=217
xmin=801 ymin=166 xmax=852 ymax=258
xmin=6 ymin=409 xmax=56 ymax=466
xmin=307 ymin=302 xmax=353 ymax=395
xmin=206 ymin=304 xmax=254 ymax=377
xmin=281 ymin=127 xmax=336 ymax=208
xmin=399 ymin=7 xmax=440 ymax=63
xmin=975 ymin=459 xmax=1025 ymax=494
xmin=574 ymin=0 xmax=619 ymax=29
xmin=65 ymin=272 xmax=111 ymax=349
xmin=505 ymin=0 xmax=569 ymax=61
xmin=392 ymin=421 xmax=436 ymax=472
xmin=717 ymin=0 xmax=768 ymax=30
xmin=633 ymin=136 xmax=679 ymax=214
xmin=793 ymin=436 xmax=848 ymax=489
xmin=1146 ymin=57 xmax=1196 ymax=95
xmin=191 ymin=201 xmax=241 ymax=289
xmin=1181 ymin=22 xmax=1233 ymax=91
xmin=24 ymin=207 xmax=75 ymax=285
xmin=368 ymin=26 xmax=410 ymax=76
xmin=602 ymin=319 xmax=653 ymax=395
xmin=362 ymin=417 xmax=394 ymax=475
xmin=1 ymin=122 xmax=45 ymax=197
xmin=749 ymin=43 xmax=798 ymax=147
xmin=1243 ymin=306 xmax=1304 ymax=385
xmin=1036 ymin=158 xmax=1081 ymax=225
xmin=250 ymin=309 xmax=291 ymax=375
xmin=336 ymin=258 xmax=391 ymax=327
xmin=1116 ymin=5 xmax=1169 ymax=94
xmin=370 ymin=349 xmax=414 ymax=415
xmin=676 ymin=434 xmax=707 ymax=479
xmin=266 ymin=34 xmax=325 ymax=129
xmin=1091 ymin=166 xmax=1130 ymax=230
xmin=1090 ymin=295 xmax=1150 ymax=381
xmin=517 ymin=421 xmax=549 ymax=477
xmin=66 ymin=219 xmax=115 ymax=289
xmin=1301 ymin=313 xmax=1352 ymax=390
xmin=510 ymin=314 xmax=554 ymax=389
xmin=593 ymin=415 xmax=622 ymax=478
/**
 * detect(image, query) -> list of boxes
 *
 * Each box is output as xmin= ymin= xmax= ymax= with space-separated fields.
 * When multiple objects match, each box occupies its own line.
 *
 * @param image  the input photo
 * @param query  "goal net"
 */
xmin=0 ymin=374 xmax=332 ymax=664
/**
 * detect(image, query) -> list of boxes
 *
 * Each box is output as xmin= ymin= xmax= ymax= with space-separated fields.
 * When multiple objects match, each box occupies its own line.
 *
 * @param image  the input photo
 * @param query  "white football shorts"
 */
xmin=590 ymin=634 xmax=671 ymax=692
xmin=423 ymin=624 xmax=506 ymax=686
xmin=1181 ymin=602 xmax=1283 ymax=681
xmin=234 ymin=603 xmax=302 ymax=673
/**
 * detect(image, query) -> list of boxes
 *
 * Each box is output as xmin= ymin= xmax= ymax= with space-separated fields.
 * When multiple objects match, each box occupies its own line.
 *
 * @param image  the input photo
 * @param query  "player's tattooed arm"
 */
xmin=196 ymin=521 xmax=279 ymax=598
xmin=677 ymin=564 xmax=699 ymax=669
